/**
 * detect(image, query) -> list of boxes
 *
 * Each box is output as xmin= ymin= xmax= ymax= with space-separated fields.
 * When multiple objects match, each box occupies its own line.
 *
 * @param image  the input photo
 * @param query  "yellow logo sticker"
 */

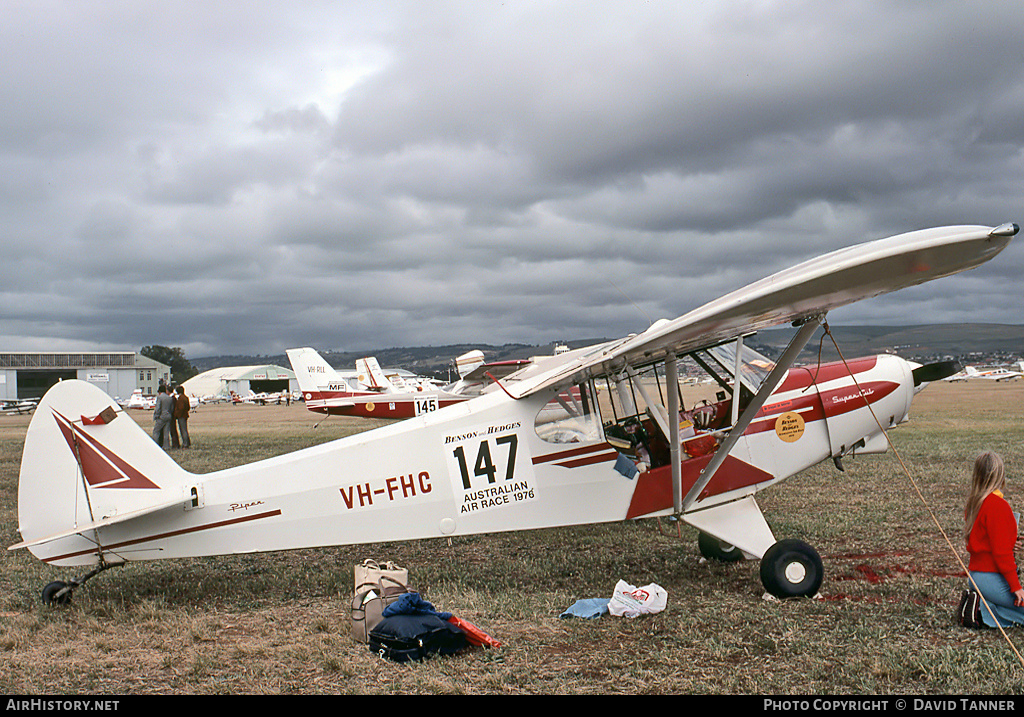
xmin=775 ymin=411 xmax=804 ymax=442
xmin=365 ymin=402 xmax=375 ymax=412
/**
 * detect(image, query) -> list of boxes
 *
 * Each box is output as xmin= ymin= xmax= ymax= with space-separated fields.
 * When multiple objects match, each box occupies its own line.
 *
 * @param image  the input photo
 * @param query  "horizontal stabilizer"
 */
xmin=8 ymin=494 xmax=190 ymax=551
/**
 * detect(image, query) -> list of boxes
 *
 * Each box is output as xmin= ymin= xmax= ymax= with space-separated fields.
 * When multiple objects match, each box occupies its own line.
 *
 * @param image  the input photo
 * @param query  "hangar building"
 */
xmin=0 ymin=352 xmax=171 ymax=402
xmin=181 ymin=364 xmax=296 ymax=401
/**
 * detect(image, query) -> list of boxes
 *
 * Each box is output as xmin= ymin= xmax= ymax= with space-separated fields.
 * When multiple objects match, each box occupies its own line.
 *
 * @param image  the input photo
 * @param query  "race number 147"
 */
xmin=452 ymin=434 xmax=517 ymax=490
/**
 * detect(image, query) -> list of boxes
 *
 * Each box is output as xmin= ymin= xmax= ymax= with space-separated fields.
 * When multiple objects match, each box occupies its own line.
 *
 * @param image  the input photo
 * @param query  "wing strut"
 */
xmin=667 ymin=354 xmax=682 ymax=514
xmin=679 ymin=316 xmax=824 ymax=513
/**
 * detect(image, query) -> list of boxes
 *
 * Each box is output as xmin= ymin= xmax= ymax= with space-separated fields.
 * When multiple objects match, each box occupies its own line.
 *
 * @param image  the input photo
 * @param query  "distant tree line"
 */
xmin=141 ymin=345 xmax=198 ymax=385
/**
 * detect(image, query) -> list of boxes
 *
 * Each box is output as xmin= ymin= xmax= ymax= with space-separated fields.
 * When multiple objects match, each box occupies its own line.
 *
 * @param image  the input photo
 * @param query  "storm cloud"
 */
xmin=1 ymin=1 xmax=1022 ymax=357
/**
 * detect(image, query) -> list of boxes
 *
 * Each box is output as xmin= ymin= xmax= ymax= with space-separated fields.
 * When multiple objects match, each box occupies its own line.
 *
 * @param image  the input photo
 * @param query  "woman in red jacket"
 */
xmin=966 ymin=451 xmax=1024 ymax=627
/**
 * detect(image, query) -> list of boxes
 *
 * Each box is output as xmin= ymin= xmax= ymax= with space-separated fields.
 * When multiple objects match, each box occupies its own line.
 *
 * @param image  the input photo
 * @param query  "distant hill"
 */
xmin=751 ymin=323 xmax=1024 ymax=364
xmin=190 ymin=324 xmax=1024 ymax=377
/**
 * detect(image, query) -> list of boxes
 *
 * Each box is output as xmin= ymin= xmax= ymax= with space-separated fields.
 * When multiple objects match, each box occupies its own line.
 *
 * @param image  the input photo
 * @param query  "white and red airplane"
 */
xmin=118 ymin=389 xmax=155 ymax=411
xmin=0 ymin=398 xmax=38 ymax=416
xmin=287 ymin=347 xmax=529 ymax=419
xmin=944 ymin=364 xmax=1024 ymax=382
xmin=8 ymin=223 xmax=1017 ymax=605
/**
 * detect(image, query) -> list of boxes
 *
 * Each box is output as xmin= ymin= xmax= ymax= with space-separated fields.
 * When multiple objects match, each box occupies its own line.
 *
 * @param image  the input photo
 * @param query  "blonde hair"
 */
xmin=964 ymin=451 xmax=1006 ymax=538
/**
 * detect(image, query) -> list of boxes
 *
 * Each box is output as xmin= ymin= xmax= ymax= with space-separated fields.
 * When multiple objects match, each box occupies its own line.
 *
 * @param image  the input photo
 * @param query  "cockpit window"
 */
xmin=583 ymin=336 xmax=778 ymax=472
xmin=534 ymin=381 xmax=601 ymax=443
xmin=705 ymin=342 xmax=775 ymax=394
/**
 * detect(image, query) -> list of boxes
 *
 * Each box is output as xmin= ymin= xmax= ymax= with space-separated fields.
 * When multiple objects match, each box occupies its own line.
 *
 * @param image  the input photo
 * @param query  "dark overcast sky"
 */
xmin=2 ymin=1 xmax=1022 ymax=358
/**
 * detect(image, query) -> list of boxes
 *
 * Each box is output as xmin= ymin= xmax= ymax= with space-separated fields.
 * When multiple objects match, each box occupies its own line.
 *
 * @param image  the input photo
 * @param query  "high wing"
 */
xmin=505 ymin=224 xmax=1017 ymax=399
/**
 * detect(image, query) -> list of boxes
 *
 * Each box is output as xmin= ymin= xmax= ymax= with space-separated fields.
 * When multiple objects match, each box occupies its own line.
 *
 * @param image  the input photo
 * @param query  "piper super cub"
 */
xmin=9 ymin=223 xmax=1018 ymax=605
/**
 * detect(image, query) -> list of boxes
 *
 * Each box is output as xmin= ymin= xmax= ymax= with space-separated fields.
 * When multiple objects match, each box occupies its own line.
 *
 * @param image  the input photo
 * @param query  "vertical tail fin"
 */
xmin=355 ymin=356 xmax=395 ymax=392
xmin=455 ymin=350 xmax=486 ymax=379
xmin=13 ymin=379 xmax=193 ymax=566
xmin=287 ymin=348 xmax=349 ymax=395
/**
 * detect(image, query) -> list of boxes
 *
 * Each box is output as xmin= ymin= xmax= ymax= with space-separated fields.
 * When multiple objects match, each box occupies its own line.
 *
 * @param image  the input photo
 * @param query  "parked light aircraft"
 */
xmin=9 ymin=223 xmax=1017 ymax=606
xmin=229 ymin=389 xmax=298 ymax=406
xmin=119 ymin=389 xmax=155 ymax=410
xmin=0 ymin=398 xmax=38 ymax=416
xmin=287 ymin=347 xmax=529 ymax=419
xmin=944 ymin=364 xmax=1024 ymax=382
xmin=355 ymin=356 xmax=443 ymax=393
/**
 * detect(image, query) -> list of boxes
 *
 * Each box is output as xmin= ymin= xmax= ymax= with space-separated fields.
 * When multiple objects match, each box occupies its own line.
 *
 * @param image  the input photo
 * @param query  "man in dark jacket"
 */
xmin=173 ymin=385 xmax=191 ymax=448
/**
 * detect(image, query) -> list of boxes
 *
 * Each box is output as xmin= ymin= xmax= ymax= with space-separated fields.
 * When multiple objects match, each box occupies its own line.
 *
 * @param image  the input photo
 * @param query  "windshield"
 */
xmin=704 ymin=341 xmax=775 ymax=394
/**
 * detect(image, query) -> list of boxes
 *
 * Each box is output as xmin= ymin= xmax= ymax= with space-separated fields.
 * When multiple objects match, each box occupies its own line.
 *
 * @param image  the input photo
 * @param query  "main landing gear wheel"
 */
xmin=697 ymin=531 xmax=744 ymax=563
xmin=759 ymin=539 xmax=823 ymax=599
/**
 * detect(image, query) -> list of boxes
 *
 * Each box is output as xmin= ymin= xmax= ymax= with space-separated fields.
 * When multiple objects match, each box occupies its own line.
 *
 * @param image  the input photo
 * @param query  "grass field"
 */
xmin=2 ymin=381 xmax=1024 ymax=694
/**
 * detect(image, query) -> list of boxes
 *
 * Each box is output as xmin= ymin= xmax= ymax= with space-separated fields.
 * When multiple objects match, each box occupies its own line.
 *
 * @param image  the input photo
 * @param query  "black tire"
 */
xmin=759 ymin=539 xmax=823 ymax=598
xmin=698 ymin=532 xmax=744 ymax=562
xmin=41 ymin=581 xmax=72 ymax=607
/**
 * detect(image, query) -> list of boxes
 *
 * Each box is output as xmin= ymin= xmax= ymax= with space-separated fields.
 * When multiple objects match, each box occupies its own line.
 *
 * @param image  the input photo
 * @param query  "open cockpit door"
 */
xmin=678 ymin=318 xmax=822 ymax=512
xmin=588 ymin=318 xmax=822 ymax=512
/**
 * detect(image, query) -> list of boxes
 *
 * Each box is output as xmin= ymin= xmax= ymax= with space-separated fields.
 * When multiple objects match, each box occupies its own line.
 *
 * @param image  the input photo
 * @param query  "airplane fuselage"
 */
xmin=24 ymin=353 xmax=915 ymax=568
xmin=303 ymin=389 xmax=467 ymax=418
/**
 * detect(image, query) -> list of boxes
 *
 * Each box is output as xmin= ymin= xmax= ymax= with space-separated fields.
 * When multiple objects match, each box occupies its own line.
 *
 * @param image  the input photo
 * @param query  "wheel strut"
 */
xmin=41 ymin=562 xmax=122 ymax=606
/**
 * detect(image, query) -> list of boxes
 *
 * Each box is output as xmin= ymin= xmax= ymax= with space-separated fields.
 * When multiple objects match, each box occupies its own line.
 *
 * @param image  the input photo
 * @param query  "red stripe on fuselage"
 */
xmin=345 ymin=398 xmax=465 ymax=419
xmin=774 ymin=357 xmax=878 ymax=393
xmin=533 ymin=443 xmax=615 ymax=466
xmin=305 ymin=391 xmax=466 ymax=418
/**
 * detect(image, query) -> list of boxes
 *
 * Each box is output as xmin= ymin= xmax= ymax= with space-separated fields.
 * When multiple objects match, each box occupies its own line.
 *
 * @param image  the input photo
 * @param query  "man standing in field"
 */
xmin=152 ymin=385 xmax=174 ymax=449
xmin=173 ymin=384 xmax=191 ymax=448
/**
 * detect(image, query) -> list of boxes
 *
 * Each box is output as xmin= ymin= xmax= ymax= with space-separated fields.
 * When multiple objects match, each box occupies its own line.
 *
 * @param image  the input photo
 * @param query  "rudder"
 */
xmin=356 ymin=357 xmax=394 ymax=392
xmin=455 ymin=350 xmax=485 ymax=379
xmin=15 ymin=379 xmax=192 ymax=566
xmin=286 ymin=347 xmax=347 ymax=395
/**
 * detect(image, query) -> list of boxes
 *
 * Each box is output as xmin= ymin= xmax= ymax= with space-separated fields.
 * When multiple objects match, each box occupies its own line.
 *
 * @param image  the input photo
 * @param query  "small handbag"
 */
xmin=957 ymin=589 xmax=985 ymax=629
xmin=354 ymin=559 xmax=408 ymax=593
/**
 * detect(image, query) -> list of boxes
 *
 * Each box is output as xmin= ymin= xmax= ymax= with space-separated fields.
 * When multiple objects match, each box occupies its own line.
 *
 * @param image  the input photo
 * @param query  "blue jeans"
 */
xmin=969 ymin=570 xmax=1024 ymax=628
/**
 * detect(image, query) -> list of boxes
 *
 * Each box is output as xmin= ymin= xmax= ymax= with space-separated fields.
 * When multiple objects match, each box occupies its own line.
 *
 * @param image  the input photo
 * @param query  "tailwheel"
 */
xmin=697 ymin=531 xmax=744 ymax=562
xmin=759 ymin=539 xmax=823 ymax=598
xmin=39 ymin=562 xmax=122 ymax=607
xmin=41 ymin=581 xmax=73 ymax=607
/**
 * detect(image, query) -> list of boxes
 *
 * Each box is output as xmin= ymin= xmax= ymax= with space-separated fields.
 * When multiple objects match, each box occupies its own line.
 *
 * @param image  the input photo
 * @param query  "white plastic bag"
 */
xmin=608 ymin=580 xmax=668 ymax=618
